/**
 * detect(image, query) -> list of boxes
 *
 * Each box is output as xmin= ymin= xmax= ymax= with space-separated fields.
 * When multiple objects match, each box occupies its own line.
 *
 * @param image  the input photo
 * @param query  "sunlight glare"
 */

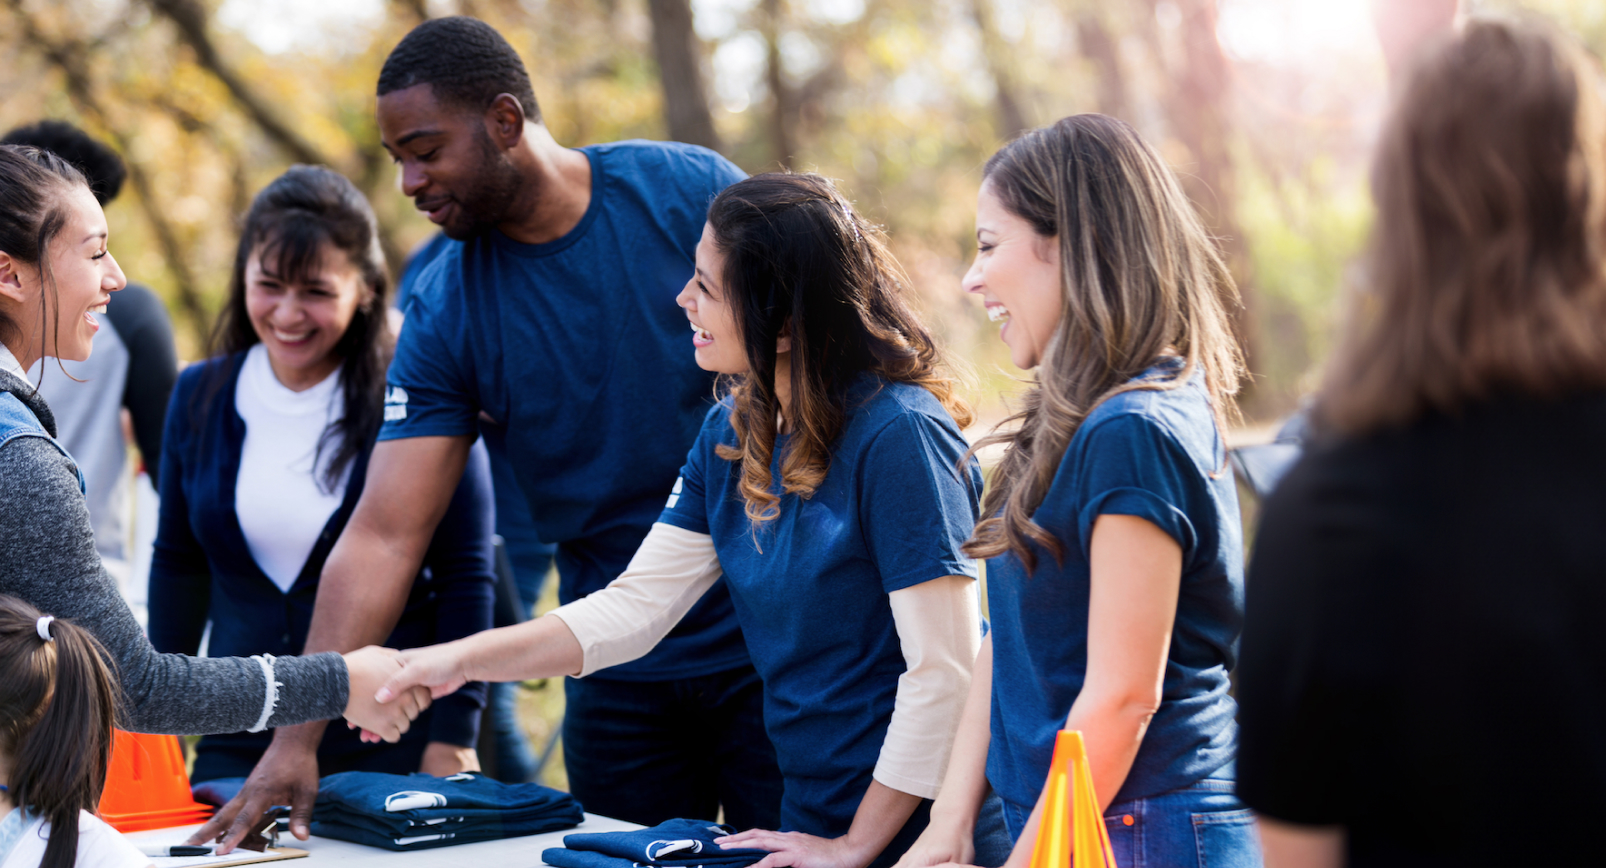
xmin=1218 ymin=0 xmax=1376 ymax=63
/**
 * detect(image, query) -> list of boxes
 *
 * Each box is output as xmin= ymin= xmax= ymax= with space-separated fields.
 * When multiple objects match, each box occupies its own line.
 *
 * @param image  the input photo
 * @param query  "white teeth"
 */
xmin=90 ymin=304 xmax=107 ymax=314
xmin=690 ymin=323 xmax=712 ymax=341
xmin=986 ymin=306 xmax=1010 ymax=322
xmin=275 ymin=330 xmax=310 ymax=342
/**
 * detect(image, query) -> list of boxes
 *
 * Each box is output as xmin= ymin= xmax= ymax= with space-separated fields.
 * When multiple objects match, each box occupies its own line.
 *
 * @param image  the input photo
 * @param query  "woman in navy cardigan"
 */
xmin=148 ymin=166 xmax=495 ymax=794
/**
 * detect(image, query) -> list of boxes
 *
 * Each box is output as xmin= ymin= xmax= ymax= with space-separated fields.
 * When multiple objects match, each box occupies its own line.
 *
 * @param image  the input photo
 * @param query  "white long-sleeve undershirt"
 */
xmin=550 ymin=521 xmax=980 ymax=800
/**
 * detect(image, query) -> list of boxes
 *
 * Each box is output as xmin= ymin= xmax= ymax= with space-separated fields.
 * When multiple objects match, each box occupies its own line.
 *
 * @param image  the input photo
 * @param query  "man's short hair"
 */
xmin=377 ymin=17 xmax=541 ymax=123
xmin=0 ymin=120 xmax=127 ymax=205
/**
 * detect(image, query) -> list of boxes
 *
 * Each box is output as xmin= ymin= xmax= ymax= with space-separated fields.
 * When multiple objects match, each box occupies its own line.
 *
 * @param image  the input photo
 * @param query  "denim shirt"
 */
xmin=0 ymin=391 xmax=84 ymax=494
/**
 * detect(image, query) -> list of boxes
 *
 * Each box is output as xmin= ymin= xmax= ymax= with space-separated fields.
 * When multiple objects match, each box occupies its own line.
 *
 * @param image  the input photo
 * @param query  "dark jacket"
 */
xmin=148 ymin=353 xmax=494 ymax=776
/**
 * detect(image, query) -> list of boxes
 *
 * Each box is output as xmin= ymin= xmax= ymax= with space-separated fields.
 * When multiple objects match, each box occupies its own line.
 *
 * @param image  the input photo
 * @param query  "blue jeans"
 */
xmin=1001 ymin=776 xmax=1262 ymax=868
xmin=562 ymin=666 xmax=783 ymax=830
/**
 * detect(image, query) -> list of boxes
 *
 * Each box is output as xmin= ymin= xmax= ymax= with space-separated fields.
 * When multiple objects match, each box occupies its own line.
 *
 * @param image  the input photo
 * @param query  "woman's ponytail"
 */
xmin=0 ymin=596 xmax=121 ymax=868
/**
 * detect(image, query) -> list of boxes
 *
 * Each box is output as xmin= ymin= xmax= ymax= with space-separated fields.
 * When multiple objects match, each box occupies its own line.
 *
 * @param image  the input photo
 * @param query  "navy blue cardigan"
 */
xmin=149 ymin=352 xmax=495 ymax=759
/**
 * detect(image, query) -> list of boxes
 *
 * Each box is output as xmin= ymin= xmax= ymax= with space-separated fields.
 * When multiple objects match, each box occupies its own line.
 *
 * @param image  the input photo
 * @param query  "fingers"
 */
xmin=215 ymin=795 xmax=276 ymax=855
xmin=717 ymin=829 xmax=797 ymax=851
xmin=187 ymin=792 xmax=246 ymax=848
xmin=288 ymin=777 xmax=319 ymax=841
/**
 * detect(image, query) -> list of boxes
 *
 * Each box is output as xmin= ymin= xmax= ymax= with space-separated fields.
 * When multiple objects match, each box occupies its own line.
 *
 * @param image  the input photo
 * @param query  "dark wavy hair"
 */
xmin=0 ymin=146 xmax=92 ymax=385
xmin=207 ymin=165 xmax=391 ymax=492
xmin=0 ymin=595 xmax=122 ymax=868
xmin=707 ymin=172 xmax=972 ymax=528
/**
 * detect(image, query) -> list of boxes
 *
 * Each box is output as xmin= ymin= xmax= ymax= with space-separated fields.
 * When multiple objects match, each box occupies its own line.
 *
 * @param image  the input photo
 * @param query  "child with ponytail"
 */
xmin=0 ymin=595 xmax=148 ymax=868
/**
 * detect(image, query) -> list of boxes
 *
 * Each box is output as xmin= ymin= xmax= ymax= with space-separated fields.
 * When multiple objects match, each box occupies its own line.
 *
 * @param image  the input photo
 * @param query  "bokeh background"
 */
xmin=6 ymin=0 xmax=1599 ymax=786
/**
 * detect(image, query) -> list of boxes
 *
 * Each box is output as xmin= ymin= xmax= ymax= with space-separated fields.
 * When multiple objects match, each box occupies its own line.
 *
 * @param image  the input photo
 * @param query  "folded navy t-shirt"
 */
xmin=310 ymin=771 xmax=582 ymax=850
xmin=543 ymin=819 xmax=769 ymax=868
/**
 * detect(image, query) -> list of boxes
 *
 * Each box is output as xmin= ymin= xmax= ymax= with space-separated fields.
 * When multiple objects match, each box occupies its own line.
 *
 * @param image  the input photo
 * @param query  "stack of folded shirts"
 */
xmin=310 ymin=771 xmax=584 ymax=850
xmin=543 ymin=819 xmax=771 ymax=868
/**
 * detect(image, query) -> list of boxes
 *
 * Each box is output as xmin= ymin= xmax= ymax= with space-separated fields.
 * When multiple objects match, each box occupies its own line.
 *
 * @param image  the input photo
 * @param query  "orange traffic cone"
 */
xmin=1029 ymin=730 xmax=1118 ymax=868
xmin=98 ymin=731 xmax=215 ymax=832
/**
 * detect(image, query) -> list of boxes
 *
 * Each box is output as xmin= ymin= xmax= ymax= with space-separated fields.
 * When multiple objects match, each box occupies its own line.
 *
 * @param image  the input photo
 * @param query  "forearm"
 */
xmin=1064 ymin=690 xmax=1154 ymax=813
xmin=548 ymin=523 xmax=720 ymax=675
xmin=447 ymin=613 xmax=585 ymax=684
xmin=875 ymin=576 xmax=982 ymax=799
xmin=842 ymin=781 xmax=924 ymax=868
xmin=305 ymin=520 xmax=432 ymax=655
xmin=928 ymin=636 xmax=994 ymax=827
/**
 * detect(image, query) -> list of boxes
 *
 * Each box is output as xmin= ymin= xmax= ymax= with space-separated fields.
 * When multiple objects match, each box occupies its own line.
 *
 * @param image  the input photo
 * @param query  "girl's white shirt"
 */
xmin=552 ymin=521 xmax=980 ymax=800
xmin=0 ymin=811 xmax=149 ymax=868
xmin=235 ymin=344 xmax=350 ymax=593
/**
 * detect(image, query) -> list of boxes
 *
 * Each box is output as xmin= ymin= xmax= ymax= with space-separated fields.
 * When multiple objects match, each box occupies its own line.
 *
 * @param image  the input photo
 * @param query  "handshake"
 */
xmin=341 ymin=643 xmax=473 ymax=742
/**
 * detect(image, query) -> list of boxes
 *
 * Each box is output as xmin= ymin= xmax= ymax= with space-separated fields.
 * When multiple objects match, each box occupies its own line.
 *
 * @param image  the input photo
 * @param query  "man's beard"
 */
xmin=438 ymin=130 xmax=524 ymax=240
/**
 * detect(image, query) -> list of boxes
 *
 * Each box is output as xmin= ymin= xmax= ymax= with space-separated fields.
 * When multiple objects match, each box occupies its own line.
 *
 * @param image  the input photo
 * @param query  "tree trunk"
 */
xmin=647 ymin=0 xmax=722 ymax=152
xmin=1076 ymin=11 xmax=1129 ymax=120
xmin=761 ymin=0 xmax=795 ymax=168
xmin=1145 ymin=0 xmax=1256 ymax=389
xmin=970 ymin=0 xmax=1029 ymax=141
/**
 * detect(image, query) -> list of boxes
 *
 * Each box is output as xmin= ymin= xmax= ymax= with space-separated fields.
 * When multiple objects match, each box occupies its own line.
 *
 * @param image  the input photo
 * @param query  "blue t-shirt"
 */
xmin=986 ymin=364 xmax=1243 ymax=812
xmin=381 ymin=140 xmax=750 ymax=681
xmin=658 ymin=377 xmax=984 ymax=838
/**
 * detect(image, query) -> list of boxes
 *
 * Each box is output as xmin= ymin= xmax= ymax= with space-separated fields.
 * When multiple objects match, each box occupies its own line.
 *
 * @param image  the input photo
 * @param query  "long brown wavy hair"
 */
xmin=963 ymin=115 xmax=1245 ymax=572
xmin=0 ymin=595 xmax=121 ymax=868
xmin=1317 ymin=15 xmax=1606 ymax=435
xmin=706 ymin=172 xmax=972 ymax=528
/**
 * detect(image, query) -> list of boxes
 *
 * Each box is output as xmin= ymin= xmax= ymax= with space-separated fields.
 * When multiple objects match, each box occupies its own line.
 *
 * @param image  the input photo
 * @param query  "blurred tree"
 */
xmin=648 ymin=0 xmax=722 ymax=151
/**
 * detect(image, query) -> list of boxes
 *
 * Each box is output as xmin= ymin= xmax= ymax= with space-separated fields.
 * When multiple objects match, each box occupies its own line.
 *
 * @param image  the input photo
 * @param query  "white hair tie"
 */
xmin=35 ymin=616 xmax=54 ymax=642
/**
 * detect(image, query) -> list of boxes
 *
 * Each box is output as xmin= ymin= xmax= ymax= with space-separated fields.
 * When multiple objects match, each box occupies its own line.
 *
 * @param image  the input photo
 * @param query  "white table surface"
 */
xmin=126 ymin=814 xmax=643 ymax=868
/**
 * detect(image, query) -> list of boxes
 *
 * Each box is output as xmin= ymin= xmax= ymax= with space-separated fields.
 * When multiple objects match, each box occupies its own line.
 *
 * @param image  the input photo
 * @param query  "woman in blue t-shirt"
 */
xmin=369 ymin=173 xmax=1010 ymax=868
xmin=896 ymin=115 xmax=1259 ymax=868
xmin=148 ymin=166 xmax=496 ymax=796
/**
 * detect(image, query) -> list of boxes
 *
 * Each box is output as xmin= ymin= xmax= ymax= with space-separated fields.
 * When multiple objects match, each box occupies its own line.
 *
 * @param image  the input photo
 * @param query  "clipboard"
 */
xmin=150 ymin=847 xmax=309 ymax=868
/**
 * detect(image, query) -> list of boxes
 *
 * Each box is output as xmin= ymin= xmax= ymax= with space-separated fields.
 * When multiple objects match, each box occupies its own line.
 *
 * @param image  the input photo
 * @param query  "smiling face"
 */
xmin=0 ymin=184 xmax=127 ymax=366
xmin=963 ymin=180 xmax=1065 ymax=370
xmin=675 ymin=222 xmax=748 ymax=375
xmin=377 ymin=84 xmax=521 ymax=241
xmin=244 ymin=240 xmax=366 ymax=391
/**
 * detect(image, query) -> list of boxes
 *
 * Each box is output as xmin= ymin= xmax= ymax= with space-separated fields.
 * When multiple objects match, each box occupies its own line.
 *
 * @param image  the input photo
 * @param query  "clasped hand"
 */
xmin=343 ymin=645 xmax=434 ymax=741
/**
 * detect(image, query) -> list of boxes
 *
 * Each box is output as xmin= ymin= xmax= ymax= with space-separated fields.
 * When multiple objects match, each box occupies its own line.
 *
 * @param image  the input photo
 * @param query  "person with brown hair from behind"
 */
xmin=1238 ymin=14 xmax=1606 ymax=867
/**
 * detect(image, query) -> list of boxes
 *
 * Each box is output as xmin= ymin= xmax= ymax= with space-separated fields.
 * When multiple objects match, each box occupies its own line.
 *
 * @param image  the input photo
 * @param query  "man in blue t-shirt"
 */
xmin=195 ymin=16 xmax=781 ymax=851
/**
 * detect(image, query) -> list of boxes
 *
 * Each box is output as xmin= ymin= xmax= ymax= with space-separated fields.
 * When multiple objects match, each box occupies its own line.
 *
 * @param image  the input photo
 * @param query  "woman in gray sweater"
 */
xmin=0 ymin=145 xmax=426 ymax=739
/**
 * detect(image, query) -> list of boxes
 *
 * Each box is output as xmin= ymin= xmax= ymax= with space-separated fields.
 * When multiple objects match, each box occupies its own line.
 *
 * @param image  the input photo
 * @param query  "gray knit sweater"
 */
xmin=0 ymin=369 xmax=348 ymax=733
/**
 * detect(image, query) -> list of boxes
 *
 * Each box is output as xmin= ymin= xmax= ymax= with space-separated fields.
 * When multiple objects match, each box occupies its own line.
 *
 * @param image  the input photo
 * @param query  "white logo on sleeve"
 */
xmin=665 ymin=476 xmax=684 ymax=509
xmin=384 ymin=386 xmax=409 ymax=421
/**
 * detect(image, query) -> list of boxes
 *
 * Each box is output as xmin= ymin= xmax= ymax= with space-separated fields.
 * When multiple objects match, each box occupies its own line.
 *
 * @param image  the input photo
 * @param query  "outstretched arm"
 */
xmin=191 ymin=434 xmax=473 ymax=853
xmin=373 ymin=522 xmax=723 ymax=699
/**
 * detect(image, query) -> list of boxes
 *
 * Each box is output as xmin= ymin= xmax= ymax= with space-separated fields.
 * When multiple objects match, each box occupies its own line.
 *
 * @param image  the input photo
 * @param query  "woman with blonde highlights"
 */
xmin=1238 ymin=16 xmax=1606 ymax=867
xmin=897 ymin=114 xmax=1257 ymax=868
xmin=370 ymin=172 xmax=1011 ymax=868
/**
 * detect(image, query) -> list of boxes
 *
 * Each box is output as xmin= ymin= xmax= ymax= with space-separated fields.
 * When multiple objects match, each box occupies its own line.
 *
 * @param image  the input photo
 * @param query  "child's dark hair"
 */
xmin=0 ymin=595 xmax=121 ymax=868
xmin=206 ymin=165 xmax=392 ymax=493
